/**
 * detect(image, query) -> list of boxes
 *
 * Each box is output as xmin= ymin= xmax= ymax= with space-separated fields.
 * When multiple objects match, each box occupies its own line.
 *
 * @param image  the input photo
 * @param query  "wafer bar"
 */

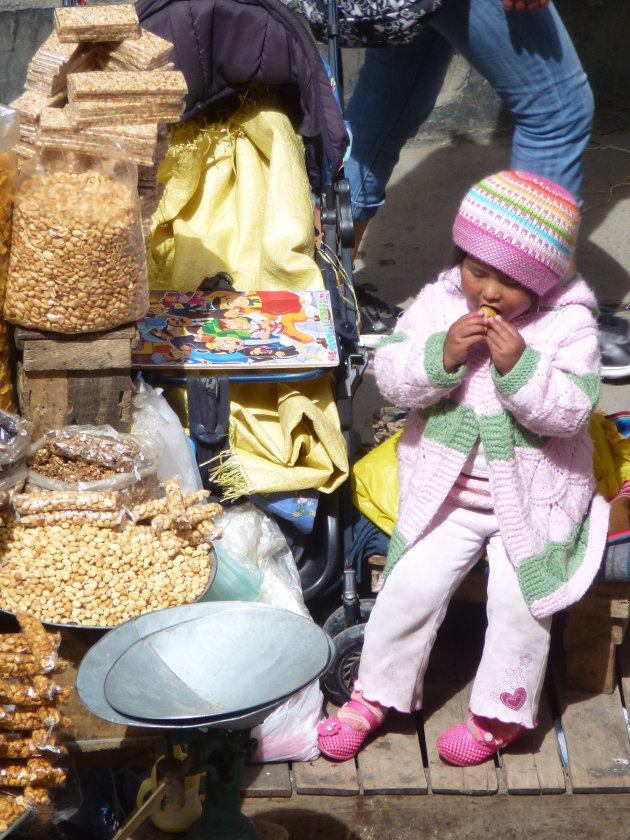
xmin=26 ymin=32 xmax=96 ymax=97
xmin=55 ymin=4 xmax=141 ymax=43
xmin=98 ymin=28 xmax=174 ymax=70
xmin=67 ymin=69 xmax=187 ymax=100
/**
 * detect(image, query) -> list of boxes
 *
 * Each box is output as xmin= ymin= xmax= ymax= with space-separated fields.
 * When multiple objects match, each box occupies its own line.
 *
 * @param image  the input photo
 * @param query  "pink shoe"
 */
xmin=317 ymin=698 xmax=384 ymax=761
xmin=436 ymin=717 xmax=524 ymax=767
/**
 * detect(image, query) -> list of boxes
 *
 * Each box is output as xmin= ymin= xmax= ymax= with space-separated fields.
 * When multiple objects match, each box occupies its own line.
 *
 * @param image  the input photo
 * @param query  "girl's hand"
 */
xmin=443 ymin=312 xmax=486 ymax=372
xmin=485 ymin=316 xmax=526 ymax=375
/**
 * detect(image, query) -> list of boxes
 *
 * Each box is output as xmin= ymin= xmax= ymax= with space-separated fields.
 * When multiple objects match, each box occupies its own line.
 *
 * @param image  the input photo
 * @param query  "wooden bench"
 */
xmin=368 ymin=554 xmax=630 ymax=695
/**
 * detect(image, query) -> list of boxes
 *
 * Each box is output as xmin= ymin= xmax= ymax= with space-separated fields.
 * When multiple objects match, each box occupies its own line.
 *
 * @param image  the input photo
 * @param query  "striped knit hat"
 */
xmin=452 ymin=170 xmax=580 ymax=296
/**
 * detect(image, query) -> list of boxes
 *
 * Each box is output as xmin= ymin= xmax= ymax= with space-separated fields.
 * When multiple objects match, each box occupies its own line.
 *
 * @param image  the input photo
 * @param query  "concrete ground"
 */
xmin=351 ymin=131 xmax=630 ymax=445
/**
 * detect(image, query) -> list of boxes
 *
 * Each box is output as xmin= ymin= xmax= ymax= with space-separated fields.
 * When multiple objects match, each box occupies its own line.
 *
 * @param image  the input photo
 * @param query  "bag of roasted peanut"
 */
xmin=25 ymin=424 xmax=160 ymax=500
xmin=4 ymin=145 xmax=149 ymax=334
xmin=0 ymin=106 xmax=19 ymax=411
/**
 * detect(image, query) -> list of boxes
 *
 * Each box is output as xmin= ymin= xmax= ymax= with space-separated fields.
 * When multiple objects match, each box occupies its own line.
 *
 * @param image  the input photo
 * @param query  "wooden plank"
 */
xmin=17 ymin=366 xmax=71 ymax=436
xmin=554 ymin=681 xmax=630 ymax=792
xmin=423 ymin=672 xmax=498 ymax=795
xmin=13 ymin=323 xmax=137 ymax=348
xmin=501 ymin=689 xmax=565 ymax=794
xmin=292 ymin=756 xmax=359 ymax=796
xmin=67 ymin=370 xmax=132 ymax=430
xmin=242 ymin=763 xmax=292 ymax=797
xmin=357 ymin=710 xmax=427 ymax=795
xmin=563 ymin=586 xmax=630 ymax=694
xmin=422 ymin=602 xmax=498 ymax=795
xmin=293 ymin=706 xmax=359 ymax=795
xmin=23 ymin=336 xmax=132 ymax=370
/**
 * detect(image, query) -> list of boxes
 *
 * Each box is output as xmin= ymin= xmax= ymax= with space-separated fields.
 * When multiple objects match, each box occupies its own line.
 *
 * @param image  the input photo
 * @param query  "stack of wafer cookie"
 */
xmin=66 ymin=69 xmax=187 ymax=125
xmin=11 ymin=4 xmax=185 ymax=171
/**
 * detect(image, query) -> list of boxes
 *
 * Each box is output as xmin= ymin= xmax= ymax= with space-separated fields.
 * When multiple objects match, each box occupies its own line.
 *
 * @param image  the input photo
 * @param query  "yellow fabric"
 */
xmin=351 ymin=415 xmax=630 ymax=536
xmin=590 ymin=412 xmax=630 ymax=500
xmin=351 ymin=431 xmax=401 ymax=536
xmin=208 ymin=375 xmax=349 ymax=499
xmin=147 ymin=100 xmax=323 ymax=292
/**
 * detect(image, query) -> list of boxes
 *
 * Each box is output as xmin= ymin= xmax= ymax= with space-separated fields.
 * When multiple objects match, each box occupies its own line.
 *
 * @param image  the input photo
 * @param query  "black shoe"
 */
xmin=599 ymin=312 xmax=630 ymax=380
xmin=355 ymin=282 xmax=404 ymax=348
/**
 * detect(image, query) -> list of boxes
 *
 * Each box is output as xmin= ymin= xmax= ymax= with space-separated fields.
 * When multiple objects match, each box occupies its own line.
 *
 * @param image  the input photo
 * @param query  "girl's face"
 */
xmin=460 ymin=256 xmax=533 ymax=321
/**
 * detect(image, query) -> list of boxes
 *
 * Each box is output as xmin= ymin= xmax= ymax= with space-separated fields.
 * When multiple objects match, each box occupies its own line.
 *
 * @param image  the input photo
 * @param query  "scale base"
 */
xmin=185 ymin=812 xmax=258 ymax=840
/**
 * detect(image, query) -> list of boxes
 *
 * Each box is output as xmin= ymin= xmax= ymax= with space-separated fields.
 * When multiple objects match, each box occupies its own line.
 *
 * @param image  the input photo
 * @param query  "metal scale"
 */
xmin=76 ymin=601 xmax=333 ymax=839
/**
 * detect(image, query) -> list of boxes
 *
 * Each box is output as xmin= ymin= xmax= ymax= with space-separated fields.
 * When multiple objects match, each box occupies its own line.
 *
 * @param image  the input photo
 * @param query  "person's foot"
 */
xmin=599 ymin=312 xmax=630 ymax=380
xmin=436 ymin=715 xmax=524 ymax=767
xmin=355 ymin=283 xmax=404 ymax=349
xmin=317 ymin=690 xmax=387 ymax=761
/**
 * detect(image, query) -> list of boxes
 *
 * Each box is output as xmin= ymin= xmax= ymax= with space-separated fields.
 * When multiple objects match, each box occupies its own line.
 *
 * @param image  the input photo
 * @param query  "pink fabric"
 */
xmin=373 ymin=266 xmax=609 ymax=618
xmin=355 ymin=503 xmax=551 ymax=725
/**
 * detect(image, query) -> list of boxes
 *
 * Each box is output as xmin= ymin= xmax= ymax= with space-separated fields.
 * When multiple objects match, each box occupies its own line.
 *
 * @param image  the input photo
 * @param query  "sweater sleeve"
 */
xmin=491 ymin=307 xmax=600 ymax=437
xmin=373 ymin=281 xmax=467 ymax=409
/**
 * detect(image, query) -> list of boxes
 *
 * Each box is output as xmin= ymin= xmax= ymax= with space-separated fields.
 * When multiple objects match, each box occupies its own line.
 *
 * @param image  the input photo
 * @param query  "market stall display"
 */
xmin=0 ymin=613 xmax=72 ymax=836
xmin=76 ymin=602 xmax=332 ymax=838
xmin=0 ymin=430 xmax=220 ymax=625
xmin=9 ymin=3 xmax=184 ymax=241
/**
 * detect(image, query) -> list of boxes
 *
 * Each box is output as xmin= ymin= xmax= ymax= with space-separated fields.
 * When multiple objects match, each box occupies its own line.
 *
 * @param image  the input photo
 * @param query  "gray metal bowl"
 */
xmin=77 ymin=602 xmax=333 ymax=730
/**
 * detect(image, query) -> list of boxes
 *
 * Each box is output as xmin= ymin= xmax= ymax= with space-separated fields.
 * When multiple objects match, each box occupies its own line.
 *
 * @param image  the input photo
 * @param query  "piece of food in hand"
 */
xmin=480 ymin=305 xmax=499 ymax=318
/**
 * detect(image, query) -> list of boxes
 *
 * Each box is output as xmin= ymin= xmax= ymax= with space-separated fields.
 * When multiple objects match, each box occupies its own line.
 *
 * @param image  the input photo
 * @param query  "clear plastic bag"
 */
xmin=26 ymin=424 xmax=159 ymax=496
xmin=0 ymin=106 xmax=18 ymax=411
xmin=4 ymin=145 xmax=149 ymax=334
xmin=0 ymin=409 xmax=30 ymax=492
xmin=130 ymin=378 xmax=203 ymax=494
xmin=213 ymin=502 xmax=324 ymax=761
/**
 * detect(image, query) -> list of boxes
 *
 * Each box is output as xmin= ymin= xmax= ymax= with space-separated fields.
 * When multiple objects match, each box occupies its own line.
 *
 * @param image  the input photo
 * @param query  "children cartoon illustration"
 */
xmin=317 ymin=171 xmax=609 ymax=767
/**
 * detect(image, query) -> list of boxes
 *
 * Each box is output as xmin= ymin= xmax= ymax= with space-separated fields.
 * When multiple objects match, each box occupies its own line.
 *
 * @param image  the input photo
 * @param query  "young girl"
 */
xmin=318 ymin=170 xmax=610 ymax=766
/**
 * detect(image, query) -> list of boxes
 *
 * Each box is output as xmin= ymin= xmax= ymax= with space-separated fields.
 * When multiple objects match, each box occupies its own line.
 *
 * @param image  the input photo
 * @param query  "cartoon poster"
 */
xmin=131 ymin=289 xmax=340 ymax=369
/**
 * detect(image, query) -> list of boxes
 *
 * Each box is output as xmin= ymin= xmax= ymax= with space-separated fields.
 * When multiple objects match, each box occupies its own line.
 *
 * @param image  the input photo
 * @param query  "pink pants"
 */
xmin=355 ymin=502 xmax=551 ymax=728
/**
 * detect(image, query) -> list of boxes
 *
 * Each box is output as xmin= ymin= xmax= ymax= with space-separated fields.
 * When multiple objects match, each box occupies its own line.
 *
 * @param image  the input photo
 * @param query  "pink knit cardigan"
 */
xmin=373 ymin=266 xmax=610 ymax=619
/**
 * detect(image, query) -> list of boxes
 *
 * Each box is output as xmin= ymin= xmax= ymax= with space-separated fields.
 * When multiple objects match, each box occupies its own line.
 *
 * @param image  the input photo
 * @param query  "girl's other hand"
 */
xmin=443 ymin=312 xmax=486 ymax=372
xmin=485 ymin=316 xmax=526 ymax=375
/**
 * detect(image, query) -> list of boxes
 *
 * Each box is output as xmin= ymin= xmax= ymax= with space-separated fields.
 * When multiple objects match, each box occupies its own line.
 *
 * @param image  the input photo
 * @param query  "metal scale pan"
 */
xmin=77 ymin=601 xmax=334 ymax=730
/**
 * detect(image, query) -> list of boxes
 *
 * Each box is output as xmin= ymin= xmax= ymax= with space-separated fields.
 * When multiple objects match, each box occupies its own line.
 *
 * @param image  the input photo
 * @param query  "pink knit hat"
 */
xmin=452 ymin=170 xmax=580 ymax=296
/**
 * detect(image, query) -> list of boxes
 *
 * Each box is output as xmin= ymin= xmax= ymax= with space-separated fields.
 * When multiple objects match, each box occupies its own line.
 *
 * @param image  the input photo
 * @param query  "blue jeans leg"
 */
xmin=344 ymin=33 xmax=455 ymax=222
xmin=432 ymin=0 xmax=593 ymax=202
xmin=344 ymin=0 xmax=593 ymax=221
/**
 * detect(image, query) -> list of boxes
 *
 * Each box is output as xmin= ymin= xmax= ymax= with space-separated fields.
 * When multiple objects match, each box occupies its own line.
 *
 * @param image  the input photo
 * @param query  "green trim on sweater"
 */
xmin=491 ymin=345 xmax=540 ymax=396
xmin=478 ymin=412 xmax=548 ymax=462
xmin=566 ymin=371 xmax=600 ymax=407
xmin=516 ymin=512 xmax=591 ymax=607
xmin=382 ymin=526 xmax=408 ymax=579
xmin=421 ymin=401 xmax=479 ymax=454
xmin=424 ymin=332 xmax=468 ymax=389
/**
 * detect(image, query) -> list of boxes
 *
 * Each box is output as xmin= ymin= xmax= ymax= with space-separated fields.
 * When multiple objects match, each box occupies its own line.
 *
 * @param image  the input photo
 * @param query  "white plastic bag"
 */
xmin=131 ymin=378 xmax=203 ymax=493
xmin=214 ymin=502 xmax=325 ymax=762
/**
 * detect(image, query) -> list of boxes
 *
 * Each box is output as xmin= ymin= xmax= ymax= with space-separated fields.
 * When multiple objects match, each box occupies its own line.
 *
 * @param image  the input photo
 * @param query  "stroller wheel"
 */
xmin=321 ymin=623 xmax=366 ymax=706
xmin=323 ymin=598 xmax=375 ymax=639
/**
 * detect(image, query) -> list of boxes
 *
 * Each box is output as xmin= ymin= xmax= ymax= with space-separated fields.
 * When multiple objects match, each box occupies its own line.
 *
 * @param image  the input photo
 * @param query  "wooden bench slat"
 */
xmin=357 ymin=711 xmax=427 ymax=795
xmin=242 ymin=763 xmax=292 ymax=797
xmin=555 ymin=681 xmax=630 ymax=792
xmin=501 ymin=689 xmax=565 ymax=794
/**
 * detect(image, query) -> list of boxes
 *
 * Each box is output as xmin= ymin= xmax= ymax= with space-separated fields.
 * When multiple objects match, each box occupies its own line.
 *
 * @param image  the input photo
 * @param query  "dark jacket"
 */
xmin=136 ymin=0 xmax=350 ymax=189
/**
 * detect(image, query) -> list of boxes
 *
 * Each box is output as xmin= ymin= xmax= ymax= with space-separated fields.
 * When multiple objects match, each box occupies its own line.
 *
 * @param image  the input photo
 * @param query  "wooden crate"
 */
xmin=13 ymin=324 xmax=135 ymax=440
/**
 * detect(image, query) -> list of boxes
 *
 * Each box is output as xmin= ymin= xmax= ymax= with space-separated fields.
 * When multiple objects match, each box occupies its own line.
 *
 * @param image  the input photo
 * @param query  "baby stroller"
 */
xmin=136 ymin=0 xmax=371 ymax=680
